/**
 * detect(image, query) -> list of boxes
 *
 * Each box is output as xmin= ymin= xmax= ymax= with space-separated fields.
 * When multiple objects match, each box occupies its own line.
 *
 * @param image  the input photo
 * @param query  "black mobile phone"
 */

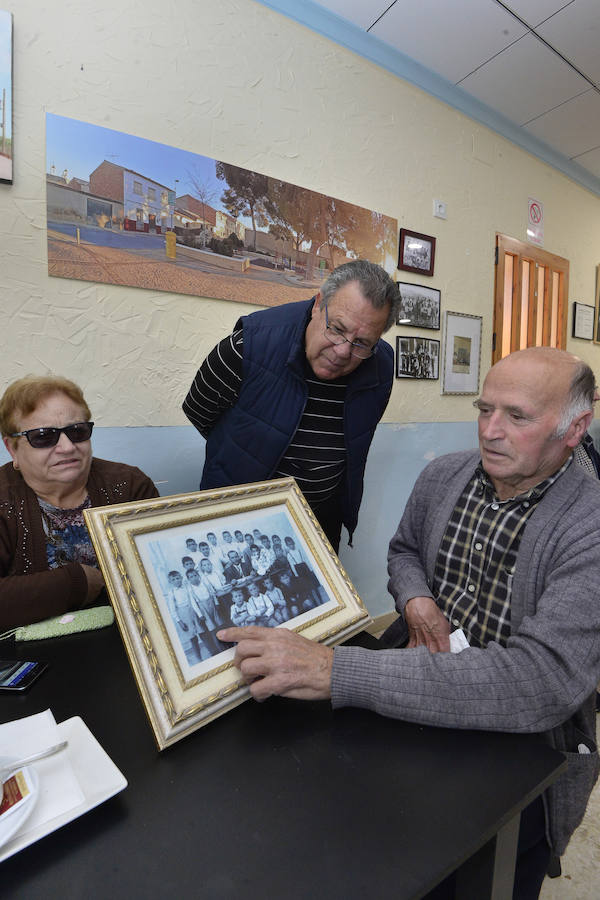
xmin=0 ymin=659 xmax=48 ymax=692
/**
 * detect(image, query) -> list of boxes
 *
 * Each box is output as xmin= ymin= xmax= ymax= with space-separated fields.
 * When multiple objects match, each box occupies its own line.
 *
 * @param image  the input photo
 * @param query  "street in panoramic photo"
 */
xmin=46 ymin=113 xmax=397 ymax=308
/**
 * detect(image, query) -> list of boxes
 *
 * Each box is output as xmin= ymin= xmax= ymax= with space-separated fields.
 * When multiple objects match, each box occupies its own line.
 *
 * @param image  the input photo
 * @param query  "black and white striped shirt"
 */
xmin=183 ymin=329 xmax=347 ymax=506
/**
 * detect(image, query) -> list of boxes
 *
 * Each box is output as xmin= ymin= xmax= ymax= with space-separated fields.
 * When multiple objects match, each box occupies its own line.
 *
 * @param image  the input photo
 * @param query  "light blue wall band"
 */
xmin=0 ymin=421 xmax=476 ymax=616
xmin=5 ymin=420 xmax=598 ymax=618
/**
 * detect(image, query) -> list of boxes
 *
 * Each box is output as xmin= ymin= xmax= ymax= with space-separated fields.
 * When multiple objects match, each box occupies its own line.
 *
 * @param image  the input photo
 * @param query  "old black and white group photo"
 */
xmin=396 ymin=336 xmax=440 ymax=380
xmin=396 ymin=282 xmax=440 ymax=329
xmin=398 ymin=229 xmax=436 ymax=276
xmin=141 ymin=513 xmax=328 ymax=667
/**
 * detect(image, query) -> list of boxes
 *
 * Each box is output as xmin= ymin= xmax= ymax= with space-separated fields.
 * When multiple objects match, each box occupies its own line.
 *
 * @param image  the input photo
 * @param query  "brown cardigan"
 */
xmin=0 ymin=457 xmax=159 ymax=630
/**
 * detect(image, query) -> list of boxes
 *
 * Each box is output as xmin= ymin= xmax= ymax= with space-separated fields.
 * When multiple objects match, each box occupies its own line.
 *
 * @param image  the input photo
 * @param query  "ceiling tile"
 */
xmin=299 ymin=0 xmax=600 ymax=188
xmin=367 ymin=0 xmax=528 ymax=83
xmin=536 ymin=0 xmax=600 ymax=84
xmin=459 ymin=33 xmax=588 ymax=125
xmin=502 ymin=1 xmax=575 ymax=27
xmin=310 ymin=0 xmax=392 ymax=31
xmin=523 ymin=89 xmax=600 ymax=158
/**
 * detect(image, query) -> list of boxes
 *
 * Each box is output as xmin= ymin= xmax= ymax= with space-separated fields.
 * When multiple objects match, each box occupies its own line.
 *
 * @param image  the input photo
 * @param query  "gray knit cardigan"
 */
xmin=332 ymin=450 xmax=600 ymax=855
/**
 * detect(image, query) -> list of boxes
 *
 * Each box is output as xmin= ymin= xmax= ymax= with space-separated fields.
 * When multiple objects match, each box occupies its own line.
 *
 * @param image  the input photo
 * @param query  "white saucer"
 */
xmin=0 ymin=762 xmax=39 ymax=849
xmin=0 ymin=717 xmax=127 ymax=862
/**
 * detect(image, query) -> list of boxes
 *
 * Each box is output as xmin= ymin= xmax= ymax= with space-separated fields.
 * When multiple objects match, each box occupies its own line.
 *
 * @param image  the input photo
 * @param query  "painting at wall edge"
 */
xmin=0 ymin=10 xmax=13 ymax=185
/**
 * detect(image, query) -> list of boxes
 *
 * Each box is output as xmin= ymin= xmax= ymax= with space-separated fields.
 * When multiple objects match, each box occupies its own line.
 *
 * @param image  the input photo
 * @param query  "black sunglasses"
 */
xmin=10 ymin=421 xmax=94 ymax=449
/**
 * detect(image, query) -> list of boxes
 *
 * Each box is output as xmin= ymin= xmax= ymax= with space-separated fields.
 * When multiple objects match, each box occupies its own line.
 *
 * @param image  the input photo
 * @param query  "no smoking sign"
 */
xmin=527 ymin=197 xmax=544 ymax=246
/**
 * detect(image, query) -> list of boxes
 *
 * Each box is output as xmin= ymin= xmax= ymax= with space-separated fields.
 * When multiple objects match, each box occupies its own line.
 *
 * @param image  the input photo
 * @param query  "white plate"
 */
xmin=0 ymin=763 xmax=39 ymax=849
xmin=0 ymin=716 xmax=127 ymax=862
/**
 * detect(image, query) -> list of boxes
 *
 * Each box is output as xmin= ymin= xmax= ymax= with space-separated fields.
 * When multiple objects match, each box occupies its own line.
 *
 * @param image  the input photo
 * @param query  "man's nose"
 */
xmin=332 ymin=338 xmax=353 ymax=359
xmin=480 ymin=411 xmax=505 ymax=439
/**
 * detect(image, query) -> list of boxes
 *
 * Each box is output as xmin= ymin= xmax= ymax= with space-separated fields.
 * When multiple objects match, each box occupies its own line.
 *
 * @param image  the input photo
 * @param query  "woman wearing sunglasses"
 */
xmin=0 ymin=375 xmax=158 ymax=630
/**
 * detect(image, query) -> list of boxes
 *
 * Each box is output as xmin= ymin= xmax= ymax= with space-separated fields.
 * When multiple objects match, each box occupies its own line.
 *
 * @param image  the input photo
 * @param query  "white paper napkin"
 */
xmin=449 ymin=628 xmax=470 ymax=653
xmin=0 ymin=709 xmax=84 ymax=835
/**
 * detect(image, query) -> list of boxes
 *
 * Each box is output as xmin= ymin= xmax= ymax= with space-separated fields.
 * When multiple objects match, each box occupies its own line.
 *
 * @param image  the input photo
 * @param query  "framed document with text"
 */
xmin=572 ymin=302 xmax=594 ymax=340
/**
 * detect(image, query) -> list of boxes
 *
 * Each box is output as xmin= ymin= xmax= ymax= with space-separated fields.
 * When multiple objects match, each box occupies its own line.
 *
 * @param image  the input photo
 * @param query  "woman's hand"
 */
xmin=81 ymin=564 xmax=105 ymax=605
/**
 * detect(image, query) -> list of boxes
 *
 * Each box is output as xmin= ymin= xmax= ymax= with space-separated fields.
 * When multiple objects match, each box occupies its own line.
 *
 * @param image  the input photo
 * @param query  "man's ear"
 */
xmin=312 ymin=292 xmax=322 ymax=317
xmin=565 ymin=409 xmax=593 ymax=448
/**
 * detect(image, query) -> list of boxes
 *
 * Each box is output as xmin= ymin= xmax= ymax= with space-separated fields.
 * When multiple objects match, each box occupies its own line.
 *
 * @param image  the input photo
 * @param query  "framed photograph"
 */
xmin=396 ymin=337 xmax=439 ymax=379
xmin=84 ymin=478 xmax=371 ymax=750
xmin=0 ymin=10 xmax=13 ymax=185
xmin=396 ymin=282 xmax=440 ymax=329
xmin=441 ymin=311 xmax=482 ymax=395
xmin=398 ymin=228 xmax=436 ymax=276
xmin=594 ymin=266 xmax=600 ymax=344
xmin=45 ymin=113 xmax=397 ymax=305
xmin=572 ymin=302 xmax=594 ymax=340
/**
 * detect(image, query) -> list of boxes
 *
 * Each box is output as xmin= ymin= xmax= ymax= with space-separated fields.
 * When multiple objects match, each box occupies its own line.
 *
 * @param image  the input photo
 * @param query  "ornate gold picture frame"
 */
xmin=84 ymin=478 xmax=371 ymax=749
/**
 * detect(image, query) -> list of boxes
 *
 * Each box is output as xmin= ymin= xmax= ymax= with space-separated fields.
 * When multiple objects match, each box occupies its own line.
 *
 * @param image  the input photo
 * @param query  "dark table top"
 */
xmin=0 ymin=627 xmax=564 ymax=899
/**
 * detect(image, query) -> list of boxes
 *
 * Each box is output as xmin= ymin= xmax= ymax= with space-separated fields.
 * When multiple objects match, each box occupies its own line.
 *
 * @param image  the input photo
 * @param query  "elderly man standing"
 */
xmin=219 ymin=347 xmax=600 ymax=900
xmin=182 ymin=260 xmax=399 ymax=551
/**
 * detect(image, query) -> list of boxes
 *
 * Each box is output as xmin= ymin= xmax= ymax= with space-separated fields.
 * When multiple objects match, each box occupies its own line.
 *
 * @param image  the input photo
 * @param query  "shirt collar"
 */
xmin=475 ymin=454 xmax=573 ymax=503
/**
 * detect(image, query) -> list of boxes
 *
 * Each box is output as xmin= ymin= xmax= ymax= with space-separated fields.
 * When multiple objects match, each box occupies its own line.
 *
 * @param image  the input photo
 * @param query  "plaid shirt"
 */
xmin=574 ymin=433 xmax=598 ymax=477
xmin=433 ymin=456 xmax=572 ymax=648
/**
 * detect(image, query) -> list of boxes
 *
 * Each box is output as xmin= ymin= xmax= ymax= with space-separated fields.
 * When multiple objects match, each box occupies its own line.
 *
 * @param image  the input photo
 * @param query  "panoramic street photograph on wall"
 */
xmin=0 ymin=10 xmax=12 ymax=185
xmin=45 ymin=114 xmax=398 ymax=307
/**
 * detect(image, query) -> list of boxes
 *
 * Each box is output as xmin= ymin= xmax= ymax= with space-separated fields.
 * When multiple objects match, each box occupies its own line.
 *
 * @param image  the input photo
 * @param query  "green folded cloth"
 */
xmin=11 ymin=606 xmax=115 ymax=641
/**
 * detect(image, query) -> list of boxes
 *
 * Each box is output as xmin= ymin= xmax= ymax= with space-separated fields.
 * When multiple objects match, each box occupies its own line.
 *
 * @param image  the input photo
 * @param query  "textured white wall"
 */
xmin=1 ymin=0 xmax=599 ymax=427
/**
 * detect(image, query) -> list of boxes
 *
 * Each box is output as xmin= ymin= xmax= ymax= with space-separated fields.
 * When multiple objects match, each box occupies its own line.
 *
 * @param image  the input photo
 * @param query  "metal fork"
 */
xmin=0 ymin=740 xmax=68 ymax=788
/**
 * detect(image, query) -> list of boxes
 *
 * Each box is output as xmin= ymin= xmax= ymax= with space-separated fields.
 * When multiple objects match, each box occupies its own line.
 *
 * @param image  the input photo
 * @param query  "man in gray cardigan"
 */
xmin=219 ymin=347 xmax=600 ymax=898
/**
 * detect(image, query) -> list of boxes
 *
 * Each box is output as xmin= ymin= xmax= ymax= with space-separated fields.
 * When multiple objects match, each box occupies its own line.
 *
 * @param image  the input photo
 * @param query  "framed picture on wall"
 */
xmin=396 ymin=336 xmax=439 ymax=379
xmin=441 ymin=311 xmax=482 ymax=395
xmin=84 ymin=478 xmax=371 ymax=749
xmin=396 ymin=282 xmax=440 ymax=329
xmin=572 ymin=302 xmax=594 ymax=340
xmin=0 ymin=10 xmax=13 ymax=185
xmin=594 ymin=265 xmax=600 ymax=344
xmin=398 ymin=228 xmax=436 ymax=276
xmin=45 ymin=114 xmax=398 ymax=307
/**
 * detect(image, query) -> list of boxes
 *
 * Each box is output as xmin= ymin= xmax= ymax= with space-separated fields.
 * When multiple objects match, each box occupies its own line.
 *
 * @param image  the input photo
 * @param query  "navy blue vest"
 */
xmin=200 ymin=298 xmax=393 ymax=538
